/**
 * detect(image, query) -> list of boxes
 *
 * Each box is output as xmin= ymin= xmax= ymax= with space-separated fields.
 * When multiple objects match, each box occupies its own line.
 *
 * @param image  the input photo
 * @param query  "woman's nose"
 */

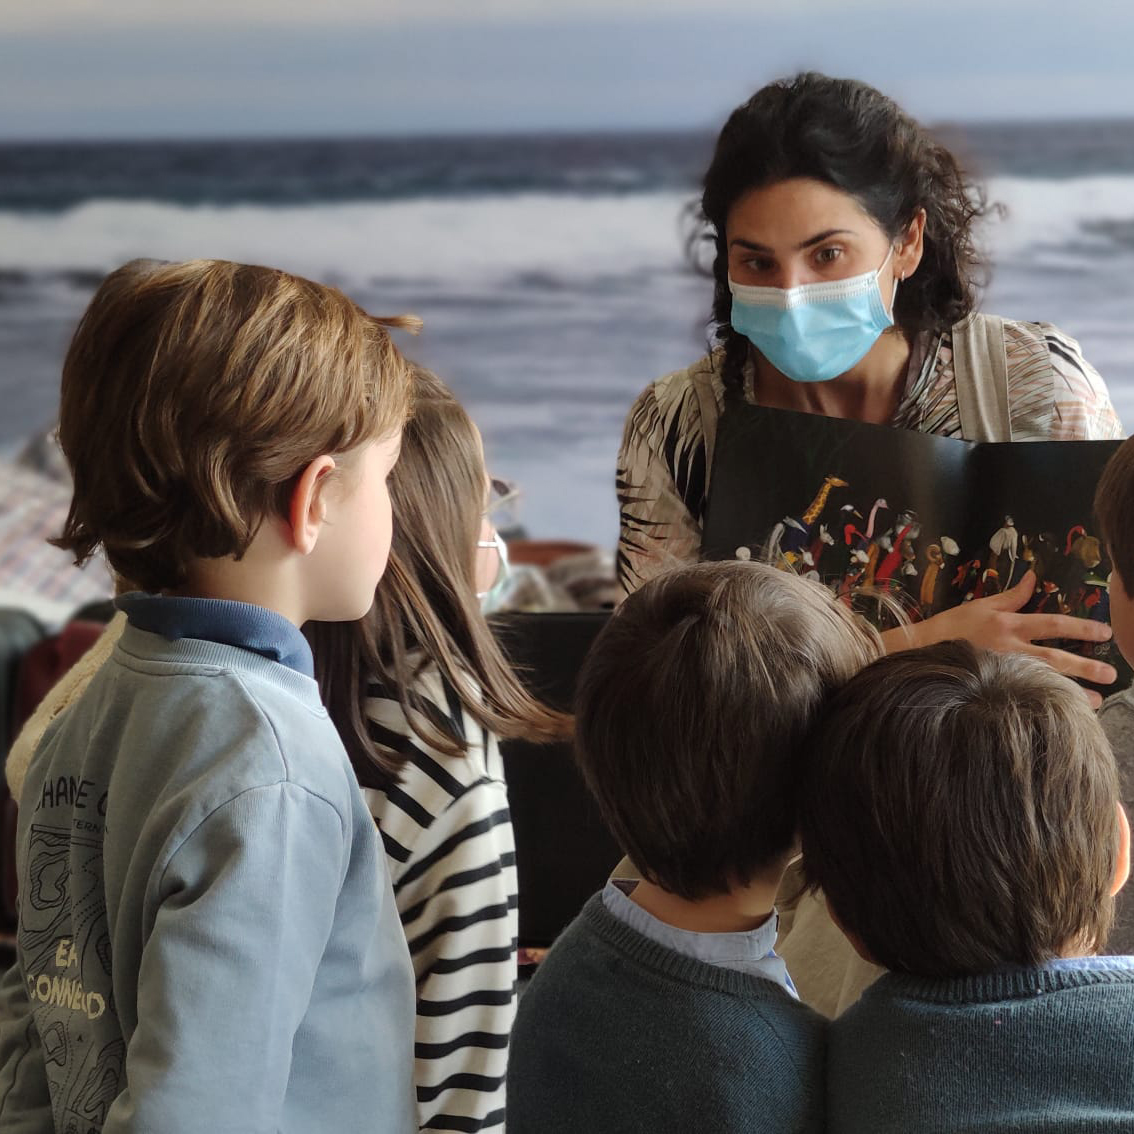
xmin=772 ymin=265 xmax=807 ymax=291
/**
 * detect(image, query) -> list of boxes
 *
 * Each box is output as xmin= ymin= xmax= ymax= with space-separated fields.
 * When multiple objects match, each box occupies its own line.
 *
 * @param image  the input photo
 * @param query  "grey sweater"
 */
xmin=0 ymin=616 xmax=417 ymax=1133
xmin=507 ymin=893 xmax=826 ymax=1133
xmin=828 ymin=960 xmax=1134 ymax=1132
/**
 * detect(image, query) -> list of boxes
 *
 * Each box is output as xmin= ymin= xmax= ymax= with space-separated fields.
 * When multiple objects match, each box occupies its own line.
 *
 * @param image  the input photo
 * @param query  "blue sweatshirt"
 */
xmin=0 ymin=596 xmax=417 ymax=1133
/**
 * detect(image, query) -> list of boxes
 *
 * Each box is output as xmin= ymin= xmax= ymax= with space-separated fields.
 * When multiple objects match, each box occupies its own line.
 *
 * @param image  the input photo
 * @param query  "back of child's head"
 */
xmin=800 ymin=639 xmax=1122 ymax=978
xmin=54 ymin=258 xmax=416 ymax=594
xmin=307 ymin=366 xmax=568 ymax=783
xmin=1096 ymin=437 xmax=1134 ymax=598
xmin=574 ymin=560 xmax=879 ymax=902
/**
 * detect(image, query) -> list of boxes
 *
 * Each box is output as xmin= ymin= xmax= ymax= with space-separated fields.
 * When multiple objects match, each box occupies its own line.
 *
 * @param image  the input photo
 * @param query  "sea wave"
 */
xmin=0 ymin=192 xmax=696 ymax=289
xmin=987 ymin=175 xmax=1134 ymax=260
xmin=1 ymin=175 xmax=1132 ymax=292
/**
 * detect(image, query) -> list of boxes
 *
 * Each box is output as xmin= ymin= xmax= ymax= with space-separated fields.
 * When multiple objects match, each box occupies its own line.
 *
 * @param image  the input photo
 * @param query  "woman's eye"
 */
xmin=743 ymin=257 xmax=775 ymax=273
xmin=816 ymin=246 xmax=843 ymax=265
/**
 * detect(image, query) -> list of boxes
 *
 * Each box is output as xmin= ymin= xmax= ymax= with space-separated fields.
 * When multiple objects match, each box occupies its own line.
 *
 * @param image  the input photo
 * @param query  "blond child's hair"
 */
xmin=306 ymin=367 xmax=569 ymax=782
xmin=53 ymin=258 xmax=416 ymax=593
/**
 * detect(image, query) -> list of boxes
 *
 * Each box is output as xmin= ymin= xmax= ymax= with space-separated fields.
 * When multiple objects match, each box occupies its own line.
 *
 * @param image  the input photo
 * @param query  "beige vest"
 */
xmin=950 ymin=312 xmax=1014 ymax=442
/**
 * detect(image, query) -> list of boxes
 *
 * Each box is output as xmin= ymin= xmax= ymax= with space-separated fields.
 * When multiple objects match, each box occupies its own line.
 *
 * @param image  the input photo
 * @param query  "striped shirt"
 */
xmin=363 ymin=665 xmax=516 ymax=1133
xmin=616 ymin=319 xmax=1123 ymax=595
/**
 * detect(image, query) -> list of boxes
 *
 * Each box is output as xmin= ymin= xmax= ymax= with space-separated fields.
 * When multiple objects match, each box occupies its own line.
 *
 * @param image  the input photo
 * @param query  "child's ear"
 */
xmin=1111 ymin=803 xmax=1131 ymax=897
xmin=288 ymin=455 xmax=338 ymax=555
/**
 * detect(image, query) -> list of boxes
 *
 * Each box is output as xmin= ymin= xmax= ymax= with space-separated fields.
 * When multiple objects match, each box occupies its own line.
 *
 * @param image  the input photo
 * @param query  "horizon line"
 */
xmin=3 ymin=113 xmax=1134 ymax=148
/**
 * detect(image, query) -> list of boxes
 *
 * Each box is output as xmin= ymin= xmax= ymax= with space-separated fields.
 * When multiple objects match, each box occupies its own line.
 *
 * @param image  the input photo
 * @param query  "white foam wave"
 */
xmin=985 ymin=175 xmax=1134 ymax=259
xmin=1 ymin=175 xmax=1131 ymax=302
xmin=0 ymin=192 xmax=696 ymax=287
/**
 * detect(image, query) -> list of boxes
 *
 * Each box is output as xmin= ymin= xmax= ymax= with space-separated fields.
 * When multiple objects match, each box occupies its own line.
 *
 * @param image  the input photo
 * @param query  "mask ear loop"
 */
xmin=884 ymin=244 xmax=903 ymax=320
xmin=476 ymin=530 xmax=509 ymax=601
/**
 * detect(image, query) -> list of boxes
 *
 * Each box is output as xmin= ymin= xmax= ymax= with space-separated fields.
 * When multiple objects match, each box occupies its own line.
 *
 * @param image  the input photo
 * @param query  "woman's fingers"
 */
xmin=1012 ymin=612 xmax=1113 ymax=645
xmin=982 ymin=569 xmax=1039 ymax=612
xmin=1025 ymin=642 xmax=1117 ymax=687
xmin=884 ymin=581 xmax=1119 ymax=701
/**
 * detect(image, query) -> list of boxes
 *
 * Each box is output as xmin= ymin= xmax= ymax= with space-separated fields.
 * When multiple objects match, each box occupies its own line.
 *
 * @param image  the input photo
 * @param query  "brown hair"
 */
xmin=306 ymin=368 xmax=569 ymax=785
xmin=1095 ymin=437 xmax=1134 ymax=597
xmin=52 ymin=258 xmax=416 ymax=594
xmin=574 ymin=560 xmax=880 ymax=901
xmin=800 ymin=639 xmax=1121 ymax=977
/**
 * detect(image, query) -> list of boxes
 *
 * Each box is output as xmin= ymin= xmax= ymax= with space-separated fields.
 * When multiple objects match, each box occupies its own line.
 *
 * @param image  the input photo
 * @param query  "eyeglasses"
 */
xmin=486 ymin=476 xmax=521 ymax=520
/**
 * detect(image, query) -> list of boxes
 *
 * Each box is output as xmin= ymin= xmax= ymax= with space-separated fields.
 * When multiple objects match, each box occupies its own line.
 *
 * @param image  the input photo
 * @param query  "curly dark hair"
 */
xmin=700 ymin=72 xmax=993 ymax=395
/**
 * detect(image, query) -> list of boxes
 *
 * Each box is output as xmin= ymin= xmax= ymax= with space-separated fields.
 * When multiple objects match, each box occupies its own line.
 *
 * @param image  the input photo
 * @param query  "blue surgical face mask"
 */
xmin=476 ymin=529 xmax=511 ymax=613
xmin=728 ymin=247 xmax=898 ymax=384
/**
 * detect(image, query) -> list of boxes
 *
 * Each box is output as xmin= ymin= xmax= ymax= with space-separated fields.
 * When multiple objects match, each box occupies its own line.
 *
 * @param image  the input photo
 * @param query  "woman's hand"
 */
xmin=880 ymin=570 xmax=1117 ymax=707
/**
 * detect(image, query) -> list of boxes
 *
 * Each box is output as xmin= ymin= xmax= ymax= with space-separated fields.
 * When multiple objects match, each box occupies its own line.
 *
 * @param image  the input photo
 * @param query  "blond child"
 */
xmin=0 ymin=260 xmax=418 ymax=1133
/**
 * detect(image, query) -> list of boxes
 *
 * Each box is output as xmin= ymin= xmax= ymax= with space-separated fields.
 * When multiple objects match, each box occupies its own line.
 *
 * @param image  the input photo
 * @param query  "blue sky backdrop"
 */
xmin=3 ymin=0 xmax=1133 ymax=139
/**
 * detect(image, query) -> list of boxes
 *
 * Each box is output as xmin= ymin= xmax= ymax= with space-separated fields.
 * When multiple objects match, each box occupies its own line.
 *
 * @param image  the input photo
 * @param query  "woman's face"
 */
xmin=725 ymin=177 xmax=922 ymax=294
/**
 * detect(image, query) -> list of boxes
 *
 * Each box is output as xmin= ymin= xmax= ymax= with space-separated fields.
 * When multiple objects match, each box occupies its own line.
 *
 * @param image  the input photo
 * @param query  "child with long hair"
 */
xmin=306 ymin=369 xmax=568 ymax=1133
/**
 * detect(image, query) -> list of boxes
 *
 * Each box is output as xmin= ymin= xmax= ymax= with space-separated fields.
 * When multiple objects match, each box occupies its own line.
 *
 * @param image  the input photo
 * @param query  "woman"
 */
xmin=307 ymin=370 xmax=569 ymax=1133
xmin=617 ymin=72 xmax=1121 ymax=690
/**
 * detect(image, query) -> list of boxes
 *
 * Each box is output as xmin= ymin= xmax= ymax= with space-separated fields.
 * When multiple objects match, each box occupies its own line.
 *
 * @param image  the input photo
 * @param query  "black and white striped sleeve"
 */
xmin=363 ymin=681 xmax=517 ymax=1132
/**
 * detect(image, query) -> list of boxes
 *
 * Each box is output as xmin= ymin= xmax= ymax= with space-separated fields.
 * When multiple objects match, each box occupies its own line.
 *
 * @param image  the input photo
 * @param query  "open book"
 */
xmin=701 ymin=405 xmax=1124 ymax=687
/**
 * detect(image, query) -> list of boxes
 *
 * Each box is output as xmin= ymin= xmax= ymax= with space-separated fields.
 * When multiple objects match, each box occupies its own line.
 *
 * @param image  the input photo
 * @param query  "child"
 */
xmin=306 ymin=371 xmax=567 ymax=1132
xmin=0 ymin=259 xmax=419 ymax=1132
xmin=506 ymin=560 xmax=879 ymax=1133
xmin=1094 ymin=438 xmax=1134 ymax=954
xmin=800 ymin=639 xmax=1134 ymax=1132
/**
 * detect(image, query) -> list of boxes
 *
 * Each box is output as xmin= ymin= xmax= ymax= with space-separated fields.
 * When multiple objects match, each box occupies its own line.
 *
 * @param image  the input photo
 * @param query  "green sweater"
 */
xmin=829 ymin=959 xmax=1134 ymax=1132
xmin=507 ymin=893 xmax=825 ymax=1133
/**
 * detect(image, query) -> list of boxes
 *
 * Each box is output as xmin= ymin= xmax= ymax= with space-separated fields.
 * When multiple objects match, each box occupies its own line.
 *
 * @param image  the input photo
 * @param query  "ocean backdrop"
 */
xmin=2 ymin=121 xmax=1133 ymax=547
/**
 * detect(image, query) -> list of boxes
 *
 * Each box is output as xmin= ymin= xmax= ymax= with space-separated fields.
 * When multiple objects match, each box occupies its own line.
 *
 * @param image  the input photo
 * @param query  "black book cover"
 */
xmin=701 ymin=404 xmax=1124 ymax=689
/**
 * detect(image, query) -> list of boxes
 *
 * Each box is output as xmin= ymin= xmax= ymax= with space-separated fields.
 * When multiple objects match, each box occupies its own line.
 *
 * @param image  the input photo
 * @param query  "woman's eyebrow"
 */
xmin=729 ymin=228 xmax=855 ymax=253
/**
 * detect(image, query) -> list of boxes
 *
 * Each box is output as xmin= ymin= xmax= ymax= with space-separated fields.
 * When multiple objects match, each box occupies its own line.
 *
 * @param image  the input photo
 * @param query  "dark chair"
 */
xmin=492 ymin=611 xmax=622 ymax=950
xmin=0 ymin=609 xmax=44 ymax=758
xmin=0 ymin=608 xmax=44 ymax=942
xmin=0 ymin=613 xmax=107 ymax=931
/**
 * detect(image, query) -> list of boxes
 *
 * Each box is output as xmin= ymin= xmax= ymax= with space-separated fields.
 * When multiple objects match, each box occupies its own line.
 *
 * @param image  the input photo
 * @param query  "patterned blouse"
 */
xmin=616 ymin=319 xmax=1123 ymax=595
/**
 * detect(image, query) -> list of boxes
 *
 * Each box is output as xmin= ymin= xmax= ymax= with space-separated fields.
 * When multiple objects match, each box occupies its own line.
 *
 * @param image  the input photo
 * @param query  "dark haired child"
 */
xmin=0 ymin=259 xmax=418 ymax=1132
xmin=801 ymin=640 xmax=1134 ymax=1132
xmin=506 ymin=560 xmax=879 ymax=1133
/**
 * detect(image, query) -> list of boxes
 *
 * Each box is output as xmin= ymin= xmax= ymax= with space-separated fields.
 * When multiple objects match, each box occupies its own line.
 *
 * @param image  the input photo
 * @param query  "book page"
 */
xmin=702 ymin=405 xmax=974 ymax=625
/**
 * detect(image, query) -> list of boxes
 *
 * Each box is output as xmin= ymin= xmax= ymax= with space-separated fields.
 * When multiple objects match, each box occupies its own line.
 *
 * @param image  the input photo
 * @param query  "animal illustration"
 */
xmin=973 ymin=567 xmax=1000 ymax=599
xmin=864 ymin=498 xmax=889 ymax=540
xmin=988 ymin=516 xmax=1018 ymax=578
xmin=874 ymin=514 xmax=921 ymax=585
xmin=1040 ymin=525 xmax=1103 ymax=613
xmin=821 ymin=505 xmax=863 ymax=581
xmin=921 ymin=544 xmax=944 ymax=609
xmin=804 ymin=525 xmax=836 ymax=571
xmin=764 ymin=516 xmax=808 ymax=566
xmin=767 ymin=474 xmax=849 ymax=566
xmin=953 ymin=558 xmax=982 ymax=598
xmin=803 ymin=475 xmax=850 ymax=526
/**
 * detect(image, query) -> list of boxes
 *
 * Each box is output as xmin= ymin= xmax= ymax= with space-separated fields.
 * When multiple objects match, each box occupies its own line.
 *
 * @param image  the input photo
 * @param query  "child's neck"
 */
xmin=628 ymin=873 xmax=784 ymax=935
xmin=177 ymin=522 xmax=310 ymax=627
